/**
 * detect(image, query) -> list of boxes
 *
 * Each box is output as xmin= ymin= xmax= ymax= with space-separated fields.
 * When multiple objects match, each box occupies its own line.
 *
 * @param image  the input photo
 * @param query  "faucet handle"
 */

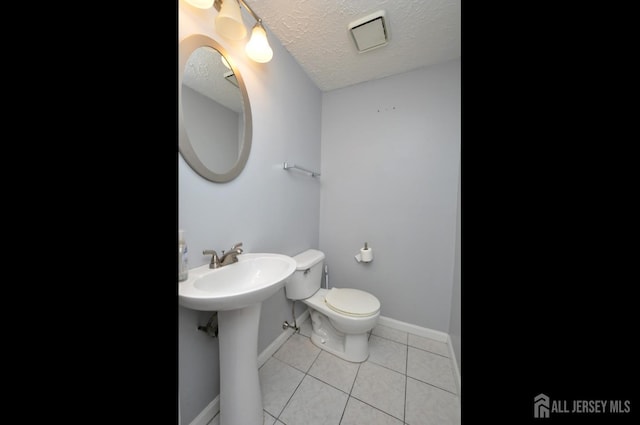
xmin=231 ymin=242 xmax=243 ymax=252
xmin=203 ymin=250 xmax=221 ymax=269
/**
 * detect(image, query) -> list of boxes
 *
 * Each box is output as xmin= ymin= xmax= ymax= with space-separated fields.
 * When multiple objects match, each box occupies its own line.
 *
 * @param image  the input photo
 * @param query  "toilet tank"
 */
xmin=284 ymin=249 xmax=325 ymax=300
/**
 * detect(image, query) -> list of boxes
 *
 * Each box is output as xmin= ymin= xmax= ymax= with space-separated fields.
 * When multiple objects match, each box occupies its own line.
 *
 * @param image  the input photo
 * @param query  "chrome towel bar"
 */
xmin=283 ymin=161 xmax=321 ymax=177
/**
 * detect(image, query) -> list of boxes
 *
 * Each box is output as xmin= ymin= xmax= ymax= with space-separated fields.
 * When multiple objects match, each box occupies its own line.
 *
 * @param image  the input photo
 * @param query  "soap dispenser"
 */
xmin=178 ymin=229 xmax=188 ymax=281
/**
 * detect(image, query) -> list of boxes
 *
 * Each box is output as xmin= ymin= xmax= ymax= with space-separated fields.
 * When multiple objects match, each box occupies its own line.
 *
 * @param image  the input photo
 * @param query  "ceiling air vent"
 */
xmin=348 ymin=10 xmax=389 ymax=53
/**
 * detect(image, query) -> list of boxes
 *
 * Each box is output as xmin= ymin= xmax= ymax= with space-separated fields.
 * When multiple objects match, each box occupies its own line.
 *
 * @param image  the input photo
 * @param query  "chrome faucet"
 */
xmin=203 ymin=242 xmax=243 ymax=269
xmin=220 ymin=242 xmax=243 ymax=266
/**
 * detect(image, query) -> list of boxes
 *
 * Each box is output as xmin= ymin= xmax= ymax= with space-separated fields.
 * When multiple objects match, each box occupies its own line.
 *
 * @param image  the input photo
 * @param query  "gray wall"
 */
xmin=179 ymin=7 xmax=322 ymax=425
xmin=319 ymin=60 xmax=461 ymax=332
xmin=449 ymin=163 xmax=461 ymax=371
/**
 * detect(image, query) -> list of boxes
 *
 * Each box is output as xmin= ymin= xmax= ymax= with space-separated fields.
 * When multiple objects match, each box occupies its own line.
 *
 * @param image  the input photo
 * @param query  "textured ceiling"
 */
xmin=247 ymin=0 xmax=461 ymax=91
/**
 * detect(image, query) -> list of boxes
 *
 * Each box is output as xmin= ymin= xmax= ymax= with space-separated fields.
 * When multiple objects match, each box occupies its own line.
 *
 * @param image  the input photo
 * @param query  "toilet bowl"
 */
xmin=285 ymin=249 xmax=380 ymax=362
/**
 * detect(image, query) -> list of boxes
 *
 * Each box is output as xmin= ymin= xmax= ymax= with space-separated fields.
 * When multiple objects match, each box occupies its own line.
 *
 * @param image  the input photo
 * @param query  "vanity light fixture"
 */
xmin=184 ymin=0 xmax=273 ymax=63
xmin=185 ymin=0 xmax=214 ymax=8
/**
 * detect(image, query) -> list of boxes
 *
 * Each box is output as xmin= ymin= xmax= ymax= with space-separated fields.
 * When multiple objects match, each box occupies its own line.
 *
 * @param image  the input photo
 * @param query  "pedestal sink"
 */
xmin=178 ymin=253 xmax=296 ymax=425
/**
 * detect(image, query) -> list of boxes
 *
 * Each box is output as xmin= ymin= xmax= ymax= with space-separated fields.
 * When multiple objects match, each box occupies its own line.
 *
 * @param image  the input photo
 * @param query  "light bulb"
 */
xmin=184 ymin=0 xmax=214 ymax=9
xmin=215 ymin=0 xmax=247 ymax=40
xmin=245 ymin=23 xmax=273 ymax=63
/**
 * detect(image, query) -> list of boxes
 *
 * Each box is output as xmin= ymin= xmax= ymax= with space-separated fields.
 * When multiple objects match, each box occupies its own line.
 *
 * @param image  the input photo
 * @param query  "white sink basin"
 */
xmin=179 ymin=253 xmax=296 ymax=311
xmin=178 ymin=252 xmax=297 ymax=425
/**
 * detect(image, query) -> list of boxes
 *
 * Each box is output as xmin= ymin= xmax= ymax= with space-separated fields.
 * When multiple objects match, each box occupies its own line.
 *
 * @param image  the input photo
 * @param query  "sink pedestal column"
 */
xmin=217 ymin=303 xmax=263 ymax=425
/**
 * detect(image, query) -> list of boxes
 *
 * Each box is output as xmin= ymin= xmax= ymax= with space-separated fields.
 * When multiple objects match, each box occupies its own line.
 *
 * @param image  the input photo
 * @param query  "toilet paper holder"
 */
xmin=355 ymin=242 xmax=373 ymax=263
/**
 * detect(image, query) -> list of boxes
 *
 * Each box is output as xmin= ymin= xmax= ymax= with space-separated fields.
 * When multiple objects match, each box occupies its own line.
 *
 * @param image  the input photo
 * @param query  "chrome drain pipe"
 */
xmin=198 ymin=312 xmax=219 ymax=338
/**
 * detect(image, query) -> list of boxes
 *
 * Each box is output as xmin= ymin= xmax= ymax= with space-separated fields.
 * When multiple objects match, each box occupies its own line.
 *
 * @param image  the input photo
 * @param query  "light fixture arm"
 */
xmin=214 ymin=0 xmax=263 ymax=24
xmin=238 ymin=0 xmax=262 ymax=24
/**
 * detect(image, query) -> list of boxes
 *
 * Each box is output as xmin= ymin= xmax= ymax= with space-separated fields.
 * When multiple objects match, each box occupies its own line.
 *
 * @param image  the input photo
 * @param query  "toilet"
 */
xmin=285 ymin=249 xmax=381 ymax=362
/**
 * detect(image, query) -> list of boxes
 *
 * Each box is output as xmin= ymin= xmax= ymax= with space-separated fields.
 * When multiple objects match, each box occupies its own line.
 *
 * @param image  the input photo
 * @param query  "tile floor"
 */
xmin=209 ymin=317 xmax=460 ymax=425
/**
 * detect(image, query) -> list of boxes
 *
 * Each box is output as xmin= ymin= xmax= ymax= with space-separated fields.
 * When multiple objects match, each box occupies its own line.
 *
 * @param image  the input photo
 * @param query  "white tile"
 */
xmin=274 ymin=333 xmax=321 ymax=372
xmin=279 ymin=375 xmax=348 ymax=425
xmin=307 ymin=350 xmax=360 ymax=393
xmin=405 ymin=377 xmax=460 ymax=425
xmin=340 ymin=397 xmax=404 ymax=425
xmin=408 ymin=333 xmax=450 ymax=357
xmin=351 ymin=361 xmax=405 ymax=421
xmin=367 ymin=335 xmax=407 ymax=374
xmin=259 ymin=357 xmax=305 ymax=417
xmin=372 ymin=324 xmax=408 ymax=344
xmin=407 ymin=347 xmax=457 ymax=394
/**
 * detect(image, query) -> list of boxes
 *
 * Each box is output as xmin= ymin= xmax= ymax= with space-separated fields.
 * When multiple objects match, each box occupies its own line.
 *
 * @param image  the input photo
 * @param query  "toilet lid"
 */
xmin=324 ymin=288 xmax=380 ymax=317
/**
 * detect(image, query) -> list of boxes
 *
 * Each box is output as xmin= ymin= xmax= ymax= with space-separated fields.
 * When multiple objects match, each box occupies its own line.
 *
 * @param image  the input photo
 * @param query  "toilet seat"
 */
xmin=324 ymin=288 xmax=380 ymax=317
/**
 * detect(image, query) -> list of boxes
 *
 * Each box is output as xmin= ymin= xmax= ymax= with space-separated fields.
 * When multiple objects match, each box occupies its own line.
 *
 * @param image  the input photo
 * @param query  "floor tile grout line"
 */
xmin=348 ymin=362 xmax=362 ymax=396
xmin=405 ymin=347 xmax=458 ymax=395
xmin=370 ymin=332 xmax=408 ymax=347
xmin=405 ymin=367 xmax=458 ymax=396
xmin=348 ymin=394 xmax=406 ymax=424
xmin=272 ymin=369 xmax=305 ymax=421
xmin=365 ymin=357 xmax=407 ymax=377
xmin=295 ymin=343 xmax=361 ymax=425
xmin=273 ymin=333 xmax=321 ymax=375
xmin=293 ymin=344 xmax=359 ymax=395
xmin=350 ymin=360 xmax=407 ymax=422
xmin=302 ymin=355 xmax=362 ymax=398
xmin=407 ymin=344 xmax=451 ymax=359
xmin=374 ymin=324 xmax=448 ymax=345
xmin=304 ymin=372 xmax=354 ymax=398
xmin=370 ymin=332 xmax=408 ymax=346
xmin=336 ymin=388 xmax=350 ymax=424
xmin=371 ymin=332 xmax=451 ymax=359
xmin=407 ymin=375 xmax=459 ymax=397
xmin=271 ymin=344 xmax=324 ymax=423
xmin=267 ymin=340 xmax=312 ymax=421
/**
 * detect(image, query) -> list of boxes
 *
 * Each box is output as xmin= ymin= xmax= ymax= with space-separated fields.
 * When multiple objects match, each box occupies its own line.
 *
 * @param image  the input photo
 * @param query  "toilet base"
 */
xmin=308 ymin=310 xmax=370 ymax=363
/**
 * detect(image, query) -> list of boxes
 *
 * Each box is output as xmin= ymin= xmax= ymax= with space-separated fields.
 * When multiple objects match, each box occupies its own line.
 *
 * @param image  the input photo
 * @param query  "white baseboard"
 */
xmin=189 ymin=309 xmax=310 ymax=425
xmin=188 ymin=395 xmax=219 ymax=425
xmin=377 ymin=316 xmax=449 ymax=342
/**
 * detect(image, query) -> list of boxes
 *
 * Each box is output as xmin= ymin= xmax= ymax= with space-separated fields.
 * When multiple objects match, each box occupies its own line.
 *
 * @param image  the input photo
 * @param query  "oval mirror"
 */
xmin=179 ymin=34 xmax=252 ymax=182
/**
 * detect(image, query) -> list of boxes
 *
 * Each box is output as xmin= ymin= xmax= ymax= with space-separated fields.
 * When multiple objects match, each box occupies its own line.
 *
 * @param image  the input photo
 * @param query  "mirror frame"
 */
xmin=179 ymin=34 xmax=253 ymax=183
